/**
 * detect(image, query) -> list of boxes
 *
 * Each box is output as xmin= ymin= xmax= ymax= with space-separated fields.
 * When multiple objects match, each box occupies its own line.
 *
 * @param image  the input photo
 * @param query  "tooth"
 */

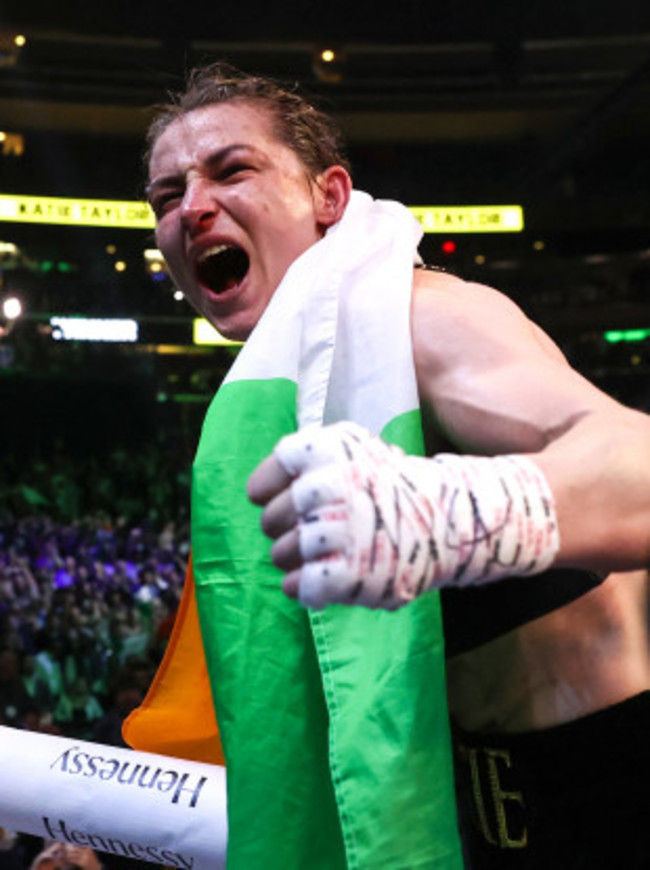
xmin=198 ymin=244 xmax=230 ymax=263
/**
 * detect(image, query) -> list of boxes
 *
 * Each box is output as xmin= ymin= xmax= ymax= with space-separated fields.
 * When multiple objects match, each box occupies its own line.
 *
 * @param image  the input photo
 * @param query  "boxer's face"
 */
xmin=148 ymin=101 xmax=331 ymax=340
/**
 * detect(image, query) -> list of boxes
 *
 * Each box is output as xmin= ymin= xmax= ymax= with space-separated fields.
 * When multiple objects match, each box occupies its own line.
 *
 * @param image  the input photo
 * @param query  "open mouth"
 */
xmin=196 ymin=244 xmax=250 ymax=295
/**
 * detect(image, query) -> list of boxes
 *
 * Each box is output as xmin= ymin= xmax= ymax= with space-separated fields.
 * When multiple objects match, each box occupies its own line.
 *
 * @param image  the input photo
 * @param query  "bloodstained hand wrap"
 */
xmin=274 ymin=422 xmax=560 ymax=610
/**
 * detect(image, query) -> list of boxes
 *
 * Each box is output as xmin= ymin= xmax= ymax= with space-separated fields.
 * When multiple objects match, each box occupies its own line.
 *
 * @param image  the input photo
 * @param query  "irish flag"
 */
xmin=125 ymin=192 xmax=464 ymax=869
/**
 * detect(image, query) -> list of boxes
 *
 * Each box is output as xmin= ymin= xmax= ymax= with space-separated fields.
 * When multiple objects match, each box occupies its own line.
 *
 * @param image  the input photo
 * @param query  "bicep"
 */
xmin=412 ymin=274 xmax=618 ymax=456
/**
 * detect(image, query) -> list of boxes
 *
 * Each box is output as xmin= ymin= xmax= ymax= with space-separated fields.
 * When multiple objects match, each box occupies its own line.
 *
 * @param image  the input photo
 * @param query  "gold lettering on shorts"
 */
xmin=458 ymin=745 xmax=497 ymax=845
xmin=458 ymin=743 xmax=528 ymax=849
xmin=484 ymin=748 xmax=527 ymax=848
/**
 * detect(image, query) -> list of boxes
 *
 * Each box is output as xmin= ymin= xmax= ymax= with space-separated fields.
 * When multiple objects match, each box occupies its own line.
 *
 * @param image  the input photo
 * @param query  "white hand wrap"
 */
xmin=274 ymin=422 xmax=560 ymax=610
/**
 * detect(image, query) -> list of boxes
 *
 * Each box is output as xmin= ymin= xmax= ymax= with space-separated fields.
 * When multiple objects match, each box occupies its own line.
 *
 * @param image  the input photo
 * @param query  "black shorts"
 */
xmin=452 ymin=692 xmax=650 ymax=870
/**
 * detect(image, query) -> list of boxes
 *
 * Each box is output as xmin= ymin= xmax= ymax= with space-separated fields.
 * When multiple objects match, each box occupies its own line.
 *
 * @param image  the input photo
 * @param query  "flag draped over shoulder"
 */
xmin=125 ymin=192 xmax=464 ymax=869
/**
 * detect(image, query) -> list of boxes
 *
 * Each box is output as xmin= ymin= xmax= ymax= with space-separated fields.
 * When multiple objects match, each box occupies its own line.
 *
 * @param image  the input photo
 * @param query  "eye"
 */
xmin=219 ymin=162 xmax=251 ymax=182
xmin=150 ymin=190 xmax=183 ymax=219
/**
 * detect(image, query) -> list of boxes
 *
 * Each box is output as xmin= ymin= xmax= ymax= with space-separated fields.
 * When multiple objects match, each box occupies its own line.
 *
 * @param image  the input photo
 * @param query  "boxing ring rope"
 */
xmin=0 ymin=726 xmax=227 ymax=869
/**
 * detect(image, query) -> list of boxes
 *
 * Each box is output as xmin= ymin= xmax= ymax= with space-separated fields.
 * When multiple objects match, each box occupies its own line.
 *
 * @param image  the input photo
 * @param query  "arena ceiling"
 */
xmin=3 ymin=1 xmax=650 ymax=199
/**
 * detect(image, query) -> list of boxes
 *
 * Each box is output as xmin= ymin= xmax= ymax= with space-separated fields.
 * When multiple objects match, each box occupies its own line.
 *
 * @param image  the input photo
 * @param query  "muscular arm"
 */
xmin=412 ymin=268 xmax=650 ymax=572
xmin=248 ymin=268 xmax=649 ymax=608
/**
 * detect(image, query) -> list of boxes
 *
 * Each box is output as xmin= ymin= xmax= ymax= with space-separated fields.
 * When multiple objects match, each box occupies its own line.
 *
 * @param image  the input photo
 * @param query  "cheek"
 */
xmin=154 ymin=223 xmax=168 ymax=253
xmin=267 ymin=198 xmax=320 ymax=252
xmin=155 ymin=221 xmax=182 ymax=264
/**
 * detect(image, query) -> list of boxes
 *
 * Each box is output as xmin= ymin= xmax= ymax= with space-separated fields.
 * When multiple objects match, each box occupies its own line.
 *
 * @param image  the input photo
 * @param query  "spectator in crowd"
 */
xmin=92 ymin=667 xmax=148 ymax=748
xmin=0 ymin=510 xmax=188 ymax=739
xmin=0 ymin=648 xmax=31 ymax=727
xmin=53 ymin=676 xmax=104 ymax=739
xmin=0 ymin=826 xmax=21 ymax=870
xmin=0 ymin=506 xmax=188 ymax=870
xmin=29 ymin=840 xmax=103 ymax=870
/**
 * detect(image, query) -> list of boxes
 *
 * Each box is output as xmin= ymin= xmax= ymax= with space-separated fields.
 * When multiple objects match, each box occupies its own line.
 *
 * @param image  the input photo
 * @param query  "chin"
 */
xmin=213 ymin=297 xmax=272 ymax=343
xmin=221 ymin=325 xmax=251 ymax=343
xmin=211 ymin=313 xmax=256 ymax=343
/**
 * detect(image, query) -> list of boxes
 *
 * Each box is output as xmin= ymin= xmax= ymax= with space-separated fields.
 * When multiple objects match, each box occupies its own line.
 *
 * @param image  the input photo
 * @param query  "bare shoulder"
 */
xmin=410 ymin=267 xmax=619 ymax=453
xmin=411 ymin=267 xmax=562 ymax=361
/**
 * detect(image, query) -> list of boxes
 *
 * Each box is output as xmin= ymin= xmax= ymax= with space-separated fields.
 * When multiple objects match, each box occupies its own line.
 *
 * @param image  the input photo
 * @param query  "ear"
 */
xmin=314 ymin=165 xmax=352 ymax=233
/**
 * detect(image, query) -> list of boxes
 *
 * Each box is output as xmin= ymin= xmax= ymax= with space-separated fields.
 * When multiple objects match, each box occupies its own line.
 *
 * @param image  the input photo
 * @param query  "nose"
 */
xmin=180 ymin=180 xmax=218 ymax=235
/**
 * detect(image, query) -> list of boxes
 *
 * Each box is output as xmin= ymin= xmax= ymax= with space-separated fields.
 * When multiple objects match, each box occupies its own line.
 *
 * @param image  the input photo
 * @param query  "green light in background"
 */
xmin=604 ymin=329 xmax=650 ymax=343
xmin=169 ymin=393 xmax=212 ymax=403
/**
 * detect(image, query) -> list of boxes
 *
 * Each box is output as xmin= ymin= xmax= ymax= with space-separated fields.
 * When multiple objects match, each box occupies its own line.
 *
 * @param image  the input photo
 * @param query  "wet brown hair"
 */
xmin=145 ymin=62 xmax=351 ymax=179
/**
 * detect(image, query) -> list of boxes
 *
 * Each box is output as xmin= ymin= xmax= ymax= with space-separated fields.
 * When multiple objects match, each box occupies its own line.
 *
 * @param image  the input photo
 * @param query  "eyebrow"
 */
xmin=146 ymin=143 xmax=259 ymax=199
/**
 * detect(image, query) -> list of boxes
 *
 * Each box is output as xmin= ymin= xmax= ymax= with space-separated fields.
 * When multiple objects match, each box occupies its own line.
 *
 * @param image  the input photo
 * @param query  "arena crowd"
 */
xmin=0 ymin=452 xmax=191 ymax=868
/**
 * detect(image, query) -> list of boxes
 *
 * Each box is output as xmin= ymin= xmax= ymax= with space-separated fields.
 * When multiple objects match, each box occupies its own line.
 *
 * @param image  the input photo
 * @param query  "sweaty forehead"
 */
xmin=148 ymin=102 xmax=288 ymax=178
